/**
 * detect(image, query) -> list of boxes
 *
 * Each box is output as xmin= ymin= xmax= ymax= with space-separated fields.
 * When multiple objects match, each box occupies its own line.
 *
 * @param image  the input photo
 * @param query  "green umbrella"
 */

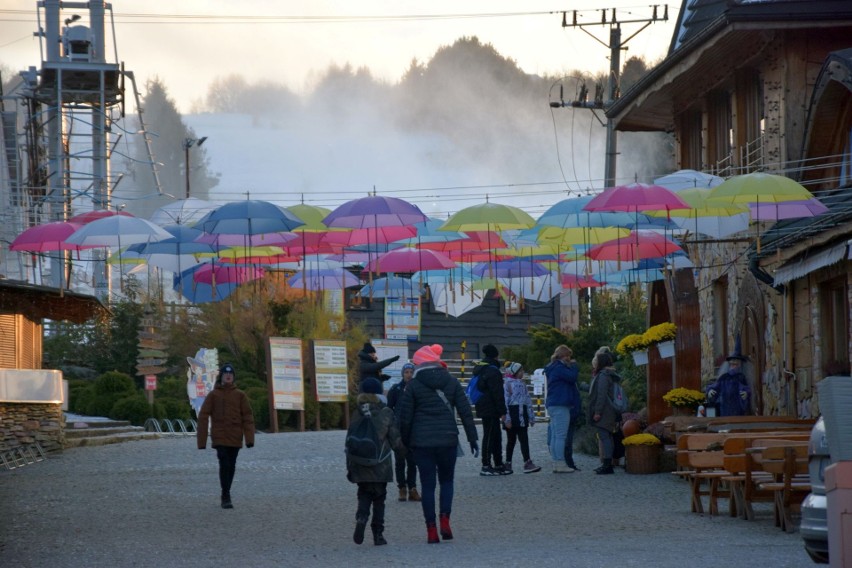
xmin=439 ymin=201 xmax=536 ymax=232
xmin=705 ymin=172 xmax=813 ymax=204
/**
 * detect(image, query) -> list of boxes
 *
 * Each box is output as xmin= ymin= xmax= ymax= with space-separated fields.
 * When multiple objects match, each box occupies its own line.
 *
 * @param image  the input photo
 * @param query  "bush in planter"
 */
xmin=616 ymin=334 xmax=649 ymax=356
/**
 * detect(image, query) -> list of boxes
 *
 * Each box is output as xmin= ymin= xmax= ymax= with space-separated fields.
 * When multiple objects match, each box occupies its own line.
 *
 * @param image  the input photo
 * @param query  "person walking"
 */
xmin=588 ymin=351 xmax=622 ymax=475
xmin=544 ymin=345 xmax=579 ymax=473
xmin=473 ymin=344 xmax=509 ymax=476
xmin=358 ymin=342 xmax=400 ymax=393
xmin=345 ymin=380 xmax=404 ymax=546
xmin=502 ymin=361 xmax=541 ymax=474
xmin=397 ymin=344 xmax=479 ymax=544
xmin=196 ymin=363 xmax=255 ymax=509
xmin=387 ymin=362 xmax=420 ymax=502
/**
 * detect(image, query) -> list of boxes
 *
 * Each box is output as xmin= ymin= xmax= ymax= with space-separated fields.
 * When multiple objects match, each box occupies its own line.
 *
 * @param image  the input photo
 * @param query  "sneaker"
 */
xmin=503 ymin=462 xmax=513 ymax=473
xmin=523 ymin=460 xmax=542 ymax=473
xmin=495 ymin=464 xmax=513 ymax=475
xmin=480 ymin=466 xmax=499 ymax=476
xmin=221 ymin=498 xmax=233 ymax=509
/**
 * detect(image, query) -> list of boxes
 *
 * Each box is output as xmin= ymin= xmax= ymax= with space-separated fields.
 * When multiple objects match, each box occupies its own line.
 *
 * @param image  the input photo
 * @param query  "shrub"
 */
xmin=158 ymin=398 xmax=191 ymax=420
xmin=320 ymin=403 xmax=343 ymax=430
xmin=245 ymin=387 xmax=269 ymax=431
xmin=93 ymin=371 xmax=136 ymax=396
xmin=110 ymin=394 xmax=158 ymax=426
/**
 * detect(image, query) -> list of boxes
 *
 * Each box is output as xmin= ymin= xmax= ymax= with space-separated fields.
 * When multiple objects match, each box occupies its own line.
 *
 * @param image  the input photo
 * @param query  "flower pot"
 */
xmin=656 ymin=340 xmax=675 ymax=358
xmin=631 ymin=350 xmax=649 ymax=365
xmin=625 ymin=444 xmax=661 ymax=474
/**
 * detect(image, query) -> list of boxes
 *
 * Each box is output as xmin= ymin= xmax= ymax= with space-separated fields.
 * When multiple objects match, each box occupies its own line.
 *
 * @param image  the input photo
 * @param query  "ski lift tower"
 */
xmin=20 ymin=0 xmax=123 ymax=295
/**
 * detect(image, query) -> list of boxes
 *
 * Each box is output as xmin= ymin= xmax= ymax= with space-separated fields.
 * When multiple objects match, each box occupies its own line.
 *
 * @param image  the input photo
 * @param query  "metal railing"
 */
xmin=1 ymin=442 xmax=47 ymax=471
xmin=143 ymin=418 xmax=197 ymax=436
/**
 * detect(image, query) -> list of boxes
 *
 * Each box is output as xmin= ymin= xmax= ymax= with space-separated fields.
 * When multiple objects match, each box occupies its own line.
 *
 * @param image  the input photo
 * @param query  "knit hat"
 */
xmin=401 ymin=362 xmax=416 ymax=373
xmin=505 ymin=361 xmax=523 ymax=377
xmin=413 ymin=344 xmax=444 ymax=366
xmin=360 ymin=377 xmax=383 ymax=395
xmin=362 ymin=342 xmax=376 ymax=354
xmin=220 ymin=363 xmax=235 ymax=375
xmin=482 ymin=344 xmax=499 ymax=358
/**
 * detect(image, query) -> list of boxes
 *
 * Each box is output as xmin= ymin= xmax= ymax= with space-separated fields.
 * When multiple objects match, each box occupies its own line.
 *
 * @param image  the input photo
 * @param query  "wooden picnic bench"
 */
xmin=752 ymin=444 xmax=810 ymax=532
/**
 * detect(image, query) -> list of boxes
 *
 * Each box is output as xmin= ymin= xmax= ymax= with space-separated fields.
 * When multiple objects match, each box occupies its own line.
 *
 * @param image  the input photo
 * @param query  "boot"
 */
xmin=407 ymin=487 xmax=421 ymax=502
xmin=220 ymin=496 xmax=233 ymax=509
xmin=596 ymin=458 xmax=614 ymax=475
xmin=398 ymin=486 xmax=407 ymax=501
xmin=426 ymin=522 xmax=440 ymax=544
xmin=372 ymin=525 xmax=387 ymax=546
xmin=353 ymin=518 xmax=367 ymax=545
xmin=439 ymin=513 xmax=453 ymax=540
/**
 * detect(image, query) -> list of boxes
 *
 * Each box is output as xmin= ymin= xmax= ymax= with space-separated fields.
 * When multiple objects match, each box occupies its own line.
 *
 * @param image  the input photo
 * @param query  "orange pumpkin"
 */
xmin=622 ymin=419 xmax=641 ymax=437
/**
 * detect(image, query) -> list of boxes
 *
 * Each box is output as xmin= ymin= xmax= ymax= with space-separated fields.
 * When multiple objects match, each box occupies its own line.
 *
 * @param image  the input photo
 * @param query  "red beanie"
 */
xmin=413 ymin=344 xmax=445 ymax=367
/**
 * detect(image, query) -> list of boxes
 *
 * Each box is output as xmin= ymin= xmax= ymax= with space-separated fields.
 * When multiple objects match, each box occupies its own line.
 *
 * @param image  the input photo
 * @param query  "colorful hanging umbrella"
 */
xmin=586 ymin=231 xmax=683 ymax=261
xmin=174 ymin=268 xmax=240 ymax=303
xmin=561 ymin=273 xmax=604 ymax=289
xmin=748 ymin=198 xmax=829 ymax=220
xmin=199 ymin=200 xmax=304 ymax=235
xmin=358 ymin=276 xmax=421 ymax=298
xmin=440 ymin=202 xmax=536 ymax=232
xmin=472 ymin=259 xmax=549 ymax=278
xmin=10 ymin=221 xmax=94 ymax=252
xmin=287 ymin=268 xmax=360 ymax=291
xmin=323 ymin=195 xmax=428 ymax=229
xmin=149 ymin=197 xmax=219 ymax=226
xmin=321 ymin=225 xmax=417 ymax=247
xmin=191 ymin=263 xmax=265 ymax=285
xmin=68 ymin=209 xmax=134 ymax=224
xmin=706 ymin=172 xmax=814 ymax=205
xmin=583 ymin=182 xmax=691 ymax=214
xmin=128 ymin=225 xmax=216 ymax=273
xmin=65 ymin=215 xmax=173 ymax=247
xmin=366 ymin=247 xmax=456 ymax=273
xmin=430 ymin=282 xmax=485 ymax=317
xmin=654 ymin=169 xmax=724 ymax=192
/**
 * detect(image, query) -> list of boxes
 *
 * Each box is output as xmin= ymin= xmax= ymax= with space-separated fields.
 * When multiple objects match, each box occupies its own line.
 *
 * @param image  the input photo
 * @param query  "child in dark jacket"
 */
xmin=346 ymin=385 xmax=404 ymax=546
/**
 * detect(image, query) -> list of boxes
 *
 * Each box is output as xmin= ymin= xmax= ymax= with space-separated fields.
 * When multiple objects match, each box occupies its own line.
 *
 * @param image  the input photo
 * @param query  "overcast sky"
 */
xmin=1 ymin=1 xmax=678 ymax=112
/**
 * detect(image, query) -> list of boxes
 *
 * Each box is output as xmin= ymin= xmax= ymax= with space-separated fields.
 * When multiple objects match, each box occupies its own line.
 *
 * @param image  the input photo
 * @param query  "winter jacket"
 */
xmin=504 ymin=375 xmax=535 ymax=428
xmin=588 ymin=367 xmax=622 ymax=433
xmin=472 ymin=358 xmax=507 ymax=418
xmin=386 ymin=379 xmax=408 ymax=411
xmin=346 ymin=393 xmax=403 ymax=483
xmin=544 ymin=359 xmax=580 ymax=410
xmin=196 ymin=382 xmax=255 ymax=449
xmin=397 ymin=362 xmax=478 ymax=450
xmin=705 ymin=371 xmax=751 ymax=416
xmin=357 ymin=349 xmax=400 ymax=383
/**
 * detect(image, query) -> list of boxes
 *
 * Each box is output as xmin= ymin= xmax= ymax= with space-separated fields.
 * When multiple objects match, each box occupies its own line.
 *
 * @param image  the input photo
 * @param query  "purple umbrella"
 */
xmin=749 ymin=198 xmax=829 ymax=220
xmin=472 ymin=259 xmax=550 ymax=279
xmin=323 ymin=195 xmax=428 ymax=229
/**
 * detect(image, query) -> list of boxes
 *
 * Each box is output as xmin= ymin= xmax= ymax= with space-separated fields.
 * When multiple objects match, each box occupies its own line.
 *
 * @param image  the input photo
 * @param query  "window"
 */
xmin=820 ymin=277 xmax=850 ymax=376
xmin=677 ymin=109 xmax=703 ymax=170
xmin=707 ymin=90 xmax=733 ymax=174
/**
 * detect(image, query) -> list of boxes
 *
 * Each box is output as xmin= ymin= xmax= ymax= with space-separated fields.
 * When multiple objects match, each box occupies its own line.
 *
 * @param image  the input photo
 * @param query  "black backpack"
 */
xmin=345 ymin=405 xmax=391 ymax=467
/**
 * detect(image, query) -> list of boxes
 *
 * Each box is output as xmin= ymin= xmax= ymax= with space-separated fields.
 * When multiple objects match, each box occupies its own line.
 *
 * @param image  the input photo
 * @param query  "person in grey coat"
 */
xmin=397 ymin=344 xmax=479 ymax=544
xmin=346 ymin=388 xmax=404 ymax=546
xmin=587 ymin=351 xmax=622 ymax=475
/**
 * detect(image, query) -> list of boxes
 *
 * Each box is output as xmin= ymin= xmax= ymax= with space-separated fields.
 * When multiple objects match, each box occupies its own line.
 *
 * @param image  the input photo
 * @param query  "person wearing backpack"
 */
xmin=396 ymin=344 xmax=479 ymax=544
xmin=544 ymin=345 xmax=580 ymax=473
xmin=473 ymin=344 xmax=510 ymax=476
xmin=588 ymin=350 xmax=623 ymax=475
xmin=345 ymin=379 xmax=404 ymax=546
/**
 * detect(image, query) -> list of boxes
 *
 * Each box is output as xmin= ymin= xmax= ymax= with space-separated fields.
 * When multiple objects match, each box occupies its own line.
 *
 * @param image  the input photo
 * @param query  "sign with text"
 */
xmin=313 ymin=339 xmax=349 ymax=402
xmin=269 ymin=337 xmax=305 ymax=410
xmin=372 ymin=339 xmax=409 ymax=388
xmin=145 ymin=375 xmax=157 ymax=391
xmin=384 ymin=297 xmax=421 ymax=340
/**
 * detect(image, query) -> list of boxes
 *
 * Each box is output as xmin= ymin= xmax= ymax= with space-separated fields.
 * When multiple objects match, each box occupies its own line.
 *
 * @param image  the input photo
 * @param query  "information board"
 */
xmin=269 ymin=337 xmax=305 ymax=410
xmin=313 ymin=339 xmax=349 ymax=402
xmin=372 ymin=339 xmax=409 ymax=390
xmin=385 ymin=297 xmax=421 ymax=340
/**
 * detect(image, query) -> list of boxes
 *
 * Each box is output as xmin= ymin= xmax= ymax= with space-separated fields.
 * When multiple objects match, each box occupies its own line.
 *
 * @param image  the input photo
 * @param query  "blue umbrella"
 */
xmin=472 ymin=259 xmax=549 ymax=279
xmin=173 ymin=266 xmax=240 ymax=303
xmin=199 ymin=200 xmax=304 ymax=235
xmin=359 ymin=276 xmax=422 ymax=298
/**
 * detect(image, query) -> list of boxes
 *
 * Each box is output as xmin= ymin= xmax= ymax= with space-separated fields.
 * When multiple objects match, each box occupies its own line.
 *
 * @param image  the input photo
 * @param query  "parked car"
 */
xmin=801 ymin=416 xmax=829 ymax=564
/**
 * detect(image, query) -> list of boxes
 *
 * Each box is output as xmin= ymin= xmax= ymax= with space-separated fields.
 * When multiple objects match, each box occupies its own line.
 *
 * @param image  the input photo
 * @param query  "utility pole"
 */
xmin=183 ymin=136 xmax=207 ymax=198
xmin=551 ymin=6 xmax=668 ymax=189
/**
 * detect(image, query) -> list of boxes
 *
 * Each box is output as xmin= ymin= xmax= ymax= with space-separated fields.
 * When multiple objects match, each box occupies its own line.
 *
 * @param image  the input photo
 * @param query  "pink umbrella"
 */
xmin=561 ymin=274 xmax=604 ymax=289
xmin=320 ymin=225 xmax=417 ymax=247
xmin=194 ymin=231 xmax=299 ymax=247
xmin=192 ymin=263 xmax=265 ymax=285
xmin=366 ymin=247 xmax=456 ymax=273
xmin=587 ymin=231 xmax=683 ymax=261
xmin=10 ymin=221 xmax=95 ymax=252
xmin=749 ymin=198 xmax=829 ymax=220
xmin=68 ymin=210 xmax=134 ymax=224
xmin=583 ymin=182 xmax=691 ymax=214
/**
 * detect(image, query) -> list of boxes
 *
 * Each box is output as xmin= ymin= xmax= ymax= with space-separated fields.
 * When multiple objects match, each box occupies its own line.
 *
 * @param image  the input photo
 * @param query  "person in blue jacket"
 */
xmin=705 ymin=354 xmax=751 ymax=416
xmin=544 ymin=344 xmax=580 ymax=473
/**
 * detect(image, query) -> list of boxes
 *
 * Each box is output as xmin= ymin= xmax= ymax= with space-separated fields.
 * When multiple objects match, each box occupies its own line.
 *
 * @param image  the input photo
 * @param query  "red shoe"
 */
xmin=426 ymin=523 xmax=440 ymax=544
xmin=439 ymin=513 xmax=453 ymax=540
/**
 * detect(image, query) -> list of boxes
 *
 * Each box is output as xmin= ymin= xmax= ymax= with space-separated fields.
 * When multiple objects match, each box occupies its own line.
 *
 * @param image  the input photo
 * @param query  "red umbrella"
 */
xmin=587 ymin=231 xmax=683 ymax=262
xmin=561 ymin=273 xmax=604 ymax=289
xmin=10 ymin=221 xmax=95 ymax=252
xmin=68 ymin=210 xmax=134 ymax=224
xmin=366 ymin=247 xmax=456 ymax=273
xmin=583 ymin=182 xmax=690 ymax=214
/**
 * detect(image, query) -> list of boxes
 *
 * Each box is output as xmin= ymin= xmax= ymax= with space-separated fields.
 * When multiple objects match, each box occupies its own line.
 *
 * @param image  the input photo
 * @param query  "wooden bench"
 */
xmin=676 ymin=433 xmax=732 ymax=515
xmin=754 ymin=444 xmax=810 ymax=532
xmin=721 ymin=435 xmax=809 ymax=521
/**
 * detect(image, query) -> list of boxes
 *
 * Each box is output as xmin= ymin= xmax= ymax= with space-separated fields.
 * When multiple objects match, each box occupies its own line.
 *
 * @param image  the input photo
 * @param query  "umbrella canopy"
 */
xmin=497 ymin=273 xmax=561 ymax=301
xmin=323 ymin=195 xmax=428 ymax=229
xmin=440 ymin=202 xmax=536 ymax=232
xmin=199 ymin=200 xmax=304 ymax=235
xmin=359 ymin=276 xmax=422 ymax=298
xmin=149 ymin=197 xmax=218 ymax=226
xmin=561 ymin=273 xmax=604 ymax=289
xmin=65 ymin=216 xmax=173 ymax=247
xmin=193 ymin=231 xmax=297 ymax=247
xmin=654 ymin=169 xmax=725 ymax=191
xmin=430 ymin=282 xmax=485 ymax=317
xmin=174 ymin=268 xmax=239 ymax=303
xmin=68 ymin=209 xmax=134 ymax=224
xmin=191 ymin=262 xmax=265 ymax=285
xmin=411 ymin=266 xmax=474 ymax=286
xmin=706 ymin=172 xmax=814 ymax=204
xmin=366 ymin=247 xmax=456 ymax=273
xmin=587 ymin=231 xmax=683 ymax=261
xmin=10 ymin=221 xmax=94 ymax=252
xmin=749 ymin=198 xmax=829 ymax=220
xmin=287 ymin=268 xmax=360 ymax=291
xmin=128 ymin=225 xmax=216 ymax=273
xmin=321 ymin=225 xmax=417 ymax=247
xmin=472 ymin=259 xmax=549 ymax=278
xmin=584 ymin=182 xmax=691 ymax=214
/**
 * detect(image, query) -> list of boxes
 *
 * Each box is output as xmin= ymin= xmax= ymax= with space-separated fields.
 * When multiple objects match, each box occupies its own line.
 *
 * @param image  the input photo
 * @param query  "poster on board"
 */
xmin=385 ymin=297 xmax=421 ymax=340
xmin=371 ymin=339 xmax=409 ymax=390
xmin=269 ymin=337 xmax=305 ymax=410
xmin=313 ymin=339 xmax=349 ymax=402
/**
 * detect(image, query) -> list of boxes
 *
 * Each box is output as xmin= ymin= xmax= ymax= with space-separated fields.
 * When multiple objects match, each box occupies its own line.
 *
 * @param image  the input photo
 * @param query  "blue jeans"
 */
xmin=547 ymin=405 xmax=570 ymax=461
xmin=413 ymin=446 xmax=457 ymax=524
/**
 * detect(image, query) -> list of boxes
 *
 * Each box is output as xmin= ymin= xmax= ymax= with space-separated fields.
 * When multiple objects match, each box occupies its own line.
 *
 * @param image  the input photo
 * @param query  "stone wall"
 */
xmin=0 ymin=402 xmax=65 ymax=453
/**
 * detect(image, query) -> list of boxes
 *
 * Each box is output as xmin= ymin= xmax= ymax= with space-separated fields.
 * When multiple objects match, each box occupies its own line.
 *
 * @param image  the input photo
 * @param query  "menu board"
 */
xmin=269 ymin=337 xmax=305 ymax=410
xmin=313 ymin=339 xmax=349 ymax=402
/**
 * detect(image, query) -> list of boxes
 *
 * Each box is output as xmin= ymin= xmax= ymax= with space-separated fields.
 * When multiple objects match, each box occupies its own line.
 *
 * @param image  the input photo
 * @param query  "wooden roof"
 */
xmin=0 ymin=280 xmax=108 ymax=324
